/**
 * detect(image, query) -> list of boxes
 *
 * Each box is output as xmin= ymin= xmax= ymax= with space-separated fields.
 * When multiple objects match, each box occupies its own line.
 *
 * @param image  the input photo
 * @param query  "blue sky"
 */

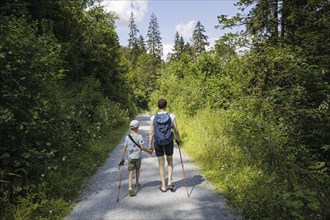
xmin=99 ymin=0 xmax=244 ymax=58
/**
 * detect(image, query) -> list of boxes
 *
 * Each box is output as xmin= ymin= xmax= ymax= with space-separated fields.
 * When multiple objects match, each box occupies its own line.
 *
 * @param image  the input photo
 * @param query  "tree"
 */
xmin=192 ymin=21 xmax=209 ymax=56
xmin=128 ymin=11 xmax=139 ymax=50
xmin=170 ymin=31 xmax=185 ymax=61
xmin=184 ymin=42 xmax=194 ymax=57
xmin=146 ymin=13 xmax=163 ymax=60
xmin=128 ymin=53 xmax=161 ymax=109
xmin=128 ymin=11 xmax=141 ymax=65
xmin=243 ymin=0 xmax=279 ymax=44
xmin=138 ymin=34 xmax=146 ymax=53
xmin=0 ymin=1 xmax=135 ymax=218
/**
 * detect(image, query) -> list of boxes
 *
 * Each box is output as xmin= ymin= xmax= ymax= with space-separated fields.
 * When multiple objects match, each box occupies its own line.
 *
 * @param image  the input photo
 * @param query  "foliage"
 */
xmin=0 ymin=1 xmax=135 ymax=219
xmin=127 ymin=53 xmax=163 ymax=110
xmin=0 ymin=16 xmax=62 ymax=212
xmin=1 ymin=0 xmax=329 ymax=219
xmin=149 ymin=31 xmax=330 ymax=219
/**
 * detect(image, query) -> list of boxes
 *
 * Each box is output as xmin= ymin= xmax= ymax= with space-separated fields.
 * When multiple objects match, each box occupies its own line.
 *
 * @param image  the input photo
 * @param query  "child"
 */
xmin=119 ymin=119 xmax=152 ymax=196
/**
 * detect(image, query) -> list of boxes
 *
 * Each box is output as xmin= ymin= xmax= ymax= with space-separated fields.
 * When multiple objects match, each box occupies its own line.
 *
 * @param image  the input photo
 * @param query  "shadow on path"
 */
xmin=170 ymin=175 xmax=205 ymax=197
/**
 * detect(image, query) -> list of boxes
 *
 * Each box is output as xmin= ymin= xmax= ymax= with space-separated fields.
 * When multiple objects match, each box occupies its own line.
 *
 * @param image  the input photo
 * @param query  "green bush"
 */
xmin=149 ymin=46 xmax=330 ymax=219
xmin=0 ymin=16 xmax=63 ymax=213
xmin=1 ymin=3 xmax=135 ymax=219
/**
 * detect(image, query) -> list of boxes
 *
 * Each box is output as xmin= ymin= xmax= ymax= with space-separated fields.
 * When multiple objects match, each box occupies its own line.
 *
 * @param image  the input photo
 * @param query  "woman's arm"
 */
xmin=172 ymin=118 xmax=181 ymax=143
xmin=149 ymin=118 xmax=154 ymax=147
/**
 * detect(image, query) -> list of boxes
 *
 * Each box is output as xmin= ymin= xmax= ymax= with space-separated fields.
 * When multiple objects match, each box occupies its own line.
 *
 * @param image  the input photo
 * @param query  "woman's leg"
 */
xmin=166 ymin=155 xmax=173 ymax=186
xmin=158 ymin=156 xmax=166 ymax=191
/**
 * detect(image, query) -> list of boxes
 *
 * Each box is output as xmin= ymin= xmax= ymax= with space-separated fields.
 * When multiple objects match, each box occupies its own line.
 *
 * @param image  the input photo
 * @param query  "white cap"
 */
xmin=130 ymin=120 xmax=139 ymax=129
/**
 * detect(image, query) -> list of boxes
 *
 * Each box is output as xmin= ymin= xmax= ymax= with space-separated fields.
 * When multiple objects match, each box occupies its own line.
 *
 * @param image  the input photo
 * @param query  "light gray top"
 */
xmin=125 ymin=134 xmax=144 ymax=159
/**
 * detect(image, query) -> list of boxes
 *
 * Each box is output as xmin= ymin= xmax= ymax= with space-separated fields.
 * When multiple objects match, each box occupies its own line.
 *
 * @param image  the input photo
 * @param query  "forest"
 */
xmin=1 ymin=0 xmax=329 ymax=219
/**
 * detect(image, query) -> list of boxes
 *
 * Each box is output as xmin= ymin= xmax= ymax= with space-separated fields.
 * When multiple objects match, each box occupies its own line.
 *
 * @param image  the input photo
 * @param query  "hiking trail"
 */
xmin=66 ymin=114 xmax=242 ymax=220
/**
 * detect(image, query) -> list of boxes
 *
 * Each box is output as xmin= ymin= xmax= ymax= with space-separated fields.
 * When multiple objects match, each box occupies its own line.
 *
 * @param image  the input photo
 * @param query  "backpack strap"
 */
xmin=154 ymin=112 xmax=172 ymax=124
xmin=128 ymin=134 xmax=142 ymax=150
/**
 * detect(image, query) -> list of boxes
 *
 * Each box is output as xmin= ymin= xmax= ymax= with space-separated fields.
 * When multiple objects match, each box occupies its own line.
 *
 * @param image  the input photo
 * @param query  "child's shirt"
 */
xmin=125 ymin=133 xmax=145 ymax=160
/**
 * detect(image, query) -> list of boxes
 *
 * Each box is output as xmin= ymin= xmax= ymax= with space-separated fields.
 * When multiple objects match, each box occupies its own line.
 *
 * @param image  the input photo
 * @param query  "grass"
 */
xmin=176 ymin=109 xmax=262 ymax=217
xmin=176 ymin=107 xmax=330 ymax=219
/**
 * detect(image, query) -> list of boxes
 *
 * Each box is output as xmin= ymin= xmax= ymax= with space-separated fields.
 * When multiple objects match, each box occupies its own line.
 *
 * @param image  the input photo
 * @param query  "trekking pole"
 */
xmin=116 ymin=163 xmax=124 ymax=203
xmin=177 ymin=142 xmax=189 ymax=198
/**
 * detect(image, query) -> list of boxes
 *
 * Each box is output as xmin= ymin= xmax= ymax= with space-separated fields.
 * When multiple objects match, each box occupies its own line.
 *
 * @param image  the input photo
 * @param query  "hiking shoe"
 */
xmin=129 ymin=189 xmax=136 ymax=197
xmin=135 ymin=183 xmax=141 ymax=189
xmin=167 ymin=184 xmax=175 ymax=192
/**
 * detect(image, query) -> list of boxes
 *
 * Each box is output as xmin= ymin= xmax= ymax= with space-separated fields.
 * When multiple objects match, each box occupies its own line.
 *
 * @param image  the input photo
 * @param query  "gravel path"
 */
xmin=66 ymin=114 xmax=242 ymax=220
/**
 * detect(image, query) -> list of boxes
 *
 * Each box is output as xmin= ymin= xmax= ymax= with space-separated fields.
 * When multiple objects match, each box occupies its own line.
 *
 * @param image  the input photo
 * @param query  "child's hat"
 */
xmin=130 ymin=120 xmax=140 ymax=129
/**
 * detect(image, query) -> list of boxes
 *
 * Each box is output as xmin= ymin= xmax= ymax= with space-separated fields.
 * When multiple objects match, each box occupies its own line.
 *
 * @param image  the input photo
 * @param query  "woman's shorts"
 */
xmin=154 ymin=141 xmax=174 ymax=157
xmin=128 ymin=158 xmax=141 ymax=171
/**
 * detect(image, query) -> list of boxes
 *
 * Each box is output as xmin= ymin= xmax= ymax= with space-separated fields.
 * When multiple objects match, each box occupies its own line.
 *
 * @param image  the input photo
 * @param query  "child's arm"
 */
xmin=141 ymin=144 xmax=152 ymax=154
xmin=119 ymin=145 xmax=127 ymax=165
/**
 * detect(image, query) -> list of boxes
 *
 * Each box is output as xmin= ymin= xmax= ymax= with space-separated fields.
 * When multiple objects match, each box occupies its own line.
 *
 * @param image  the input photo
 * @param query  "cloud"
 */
xmin=163 ymin=43 xmax=174 ymax=59
xmin=207 ymin=36 xmax=218 ymax=50
xmin=176 ymin=20 xmax=197 ymax=41
xmin=100 ymin=0 xmax=148 ymax=28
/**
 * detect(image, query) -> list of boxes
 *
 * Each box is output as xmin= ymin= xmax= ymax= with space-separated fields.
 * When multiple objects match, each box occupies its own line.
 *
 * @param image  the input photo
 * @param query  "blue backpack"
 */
xmin=153 ymin=113 xmax=173 ymax=145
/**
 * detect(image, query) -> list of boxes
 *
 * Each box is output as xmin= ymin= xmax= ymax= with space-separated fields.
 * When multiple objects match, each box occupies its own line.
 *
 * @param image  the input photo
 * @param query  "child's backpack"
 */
xmin=153 ymin=113 xmax=173 ymax=145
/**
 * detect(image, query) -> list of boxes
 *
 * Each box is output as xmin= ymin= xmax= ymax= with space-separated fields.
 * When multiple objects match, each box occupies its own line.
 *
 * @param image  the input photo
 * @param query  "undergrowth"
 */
xmin=3 ymin=123 xmax=128 ymax=220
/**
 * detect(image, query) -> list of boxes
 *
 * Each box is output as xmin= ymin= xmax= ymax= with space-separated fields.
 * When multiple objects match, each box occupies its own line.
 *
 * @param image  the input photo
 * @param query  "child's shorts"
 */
xmin=128 ymin=158 xmax=141 ymax=171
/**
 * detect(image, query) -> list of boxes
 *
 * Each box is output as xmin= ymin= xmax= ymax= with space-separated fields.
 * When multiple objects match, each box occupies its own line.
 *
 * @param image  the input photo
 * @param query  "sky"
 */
xmin=98 ymin=0 xmax=244 ymax=59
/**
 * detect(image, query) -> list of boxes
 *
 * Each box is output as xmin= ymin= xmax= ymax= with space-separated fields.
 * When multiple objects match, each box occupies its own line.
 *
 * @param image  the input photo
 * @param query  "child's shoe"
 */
xmin=129 ymin=188 xmax=136 ymax=197
xmin=135 ymin=183 xmax=140 ymax=189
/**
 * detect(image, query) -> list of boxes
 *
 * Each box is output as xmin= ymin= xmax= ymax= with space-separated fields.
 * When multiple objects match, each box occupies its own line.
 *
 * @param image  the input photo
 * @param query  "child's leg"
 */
xmin=135 ymin=159 xmax=141 ymax=185
xmin=128 ymin=170 xmax=133 ymax=189
xmin=136 ymin=168 xmax=140 ymax=184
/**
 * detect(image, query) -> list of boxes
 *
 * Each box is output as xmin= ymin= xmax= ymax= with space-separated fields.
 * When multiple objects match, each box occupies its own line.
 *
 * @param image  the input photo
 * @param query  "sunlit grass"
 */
xmin=177 ymin=108 xmax=265 ymax=216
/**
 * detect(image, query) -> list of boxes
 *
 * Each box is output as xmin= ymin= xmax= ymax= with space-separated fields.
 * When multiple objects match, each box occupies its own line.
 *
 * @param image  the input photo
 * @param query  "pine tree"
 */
xmin=146 ymin=13 xmax=163 ymax=59
xmin=184 ymin=42 xmax=194 ymax=57
xmin=128 ymin=11 xmax=139 ymax=50
xmin=192 ymin=21 xmax=209 ymax=56
xmin=128 ymin=11 xmax=141 ymax=64
xmin=138 ymin=34 xmax=146 ymax=53
xmin=171 ymin=31 xmax=180 ymax=60
xmin=178 ymin=36 xmax=185 ymax=56
xmin=171 ymin=31 xmax=185 ymax=60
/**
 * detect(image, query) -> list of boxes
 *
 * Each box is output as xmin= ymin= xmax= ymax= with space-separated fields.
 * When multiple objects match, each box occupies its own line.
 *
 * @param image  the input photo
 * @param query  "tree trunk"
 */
xmin=280 ymin=0 xmax=286 ymax=45
xmin=272 ymin=0 xmax=279 ymax=43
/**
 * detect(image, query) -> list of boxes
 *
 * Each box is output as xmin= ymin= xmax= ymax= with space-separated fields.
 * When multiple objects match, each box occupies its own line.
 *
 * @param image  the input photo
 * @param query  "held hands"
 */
xmin=148 ymin=146 xmax=153 ymax=154
xmin=175 ymin=139 xmax=181 ymax=145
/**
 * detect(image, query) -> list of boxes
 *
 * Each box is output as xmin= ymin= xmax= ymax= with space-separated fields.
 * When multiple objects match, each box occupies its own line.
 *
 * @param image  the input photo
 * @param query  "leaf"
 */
xmin=21 ymin=152 xmax=30 ymax=159
xmin=5 ymin=173 xmax=22 ymax=178
xmin=0 ymin=153 xmax=10 ymax=159
xmin=291 ymin=200 xmax=304 ymax=209
xmin=307 ymin=201 xmax=320 ymax=211
xmin=308 ymin=162 xmax=325 ymax=170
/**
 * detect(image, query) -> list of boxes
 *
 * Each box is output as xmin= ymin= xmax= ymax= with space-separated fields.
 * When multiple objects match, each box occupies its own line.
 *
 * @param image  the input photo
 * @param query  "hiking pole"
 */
xmin=117 ymin=161 xmax=124 ymax=203
xmin=177 ymin=141 xmax=189 ymax=198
